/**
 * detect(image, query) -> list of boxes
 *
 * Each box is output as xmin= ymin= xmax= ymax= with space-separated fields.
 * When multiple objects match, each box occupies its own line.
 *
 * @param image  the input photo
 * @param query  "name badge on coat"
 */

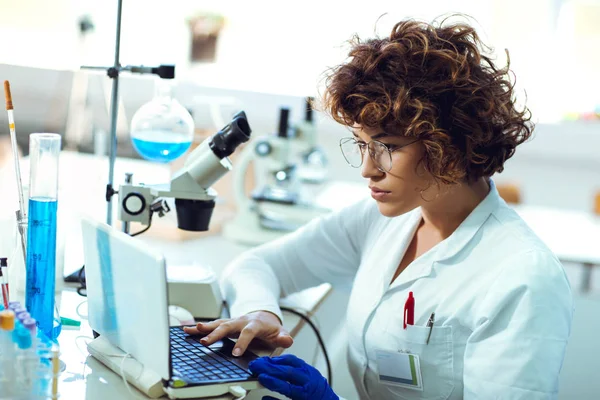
xmin=375 ymin=350 xmax=423 ymax=391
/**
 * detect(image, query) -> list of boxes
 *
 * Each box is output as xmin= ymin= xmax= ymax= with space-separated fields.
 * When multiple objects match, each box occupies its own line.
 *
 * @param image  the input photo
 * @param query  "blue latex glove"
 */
xmin=249 ymin=354 xmax=338 ymax=400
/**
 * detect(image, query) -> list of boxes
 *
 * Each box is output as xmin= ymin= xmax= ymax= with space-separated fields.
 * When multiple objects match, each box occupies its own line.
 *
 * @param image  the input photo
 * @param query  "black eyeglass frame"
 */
xmin=339 ymin=136 xmax=420 ymax=172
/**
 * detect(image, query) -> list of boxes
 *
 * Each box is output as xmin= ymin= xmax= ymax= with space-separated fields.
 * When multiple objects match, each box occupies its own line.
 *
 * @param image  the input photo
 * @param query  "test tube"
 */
xmin=22 ymin=318 xmax=39 ymax=357
xmin=51 ymin=345 xmax=60 ymax=399
xmin=13 ymin=306 xmax=28 ymax=319
xmin=14 ymin=325 xmax=37 ymax=398
xmin=22 ymin=317 xmax=37 ymax=337
xmin=8 ymin=301 xmax=20 ymax=310
xmin=16 ymin=311 xmax=31 ymax=322
xmin=0 ymin=258 xmax=8 ymax=308
xmin=25 ymin=133 xmax=62 ymax=340
xmin=0 ymin=310 xmax=16 ymax=397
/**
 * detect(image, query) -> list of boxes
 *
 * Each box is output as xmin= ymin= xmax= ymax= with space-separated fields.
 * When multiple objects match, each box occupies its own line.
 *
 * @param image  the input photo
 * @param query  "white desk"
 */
xmin=513 ymin=204 xmax=600 ymax=291
xmin=513 ymin=205 xmax=600 ymax=265
xmin=0 ymin=151 xmax=332 ymax=398
xmin=55 ymin=283 xmax=332 ymax=400
xmin=0 ymin=149 xmax=335 ymax=398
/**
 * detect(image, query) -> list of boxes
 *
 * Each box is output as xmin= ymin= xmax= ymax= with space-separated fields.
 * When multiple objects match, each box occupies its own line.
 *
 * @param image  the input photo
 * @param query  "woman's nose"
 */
xmin=361 ymin=151 xmax=383 ymax=179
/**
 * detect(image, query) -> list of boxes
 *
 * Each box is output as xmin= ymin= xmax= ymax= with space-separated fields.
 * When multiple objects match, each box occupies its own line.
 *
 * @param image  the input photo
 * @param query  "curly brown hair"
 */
xmin=321 ymin=17 xmax=533 ymax=184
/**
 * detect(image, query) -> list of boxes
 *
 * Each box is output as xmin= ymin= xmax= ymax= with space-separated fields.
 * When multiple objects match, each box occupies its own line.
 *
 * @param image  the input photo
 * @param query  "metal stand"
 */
xmin=66 ymin=0 xmax=176 ymax=288
xmin=80 ymin=0 xmax=175 ymax=226
xmin=121 ymin=172 xmax=133 ymax=234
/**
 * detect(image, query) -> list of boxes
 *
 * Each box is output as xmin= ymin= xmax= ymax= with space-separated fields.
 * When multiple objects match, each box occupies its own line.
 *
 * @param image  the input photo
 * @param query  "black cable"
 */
xmin=280 ymin=306 xmax=332 ymax=386
xmin=76 ymin=264 xmax=87 ymax=297
xmin=131 ymin=209 xmax=153 ymax=237
xmin=130 ymin=224 xmax=151 ymax=237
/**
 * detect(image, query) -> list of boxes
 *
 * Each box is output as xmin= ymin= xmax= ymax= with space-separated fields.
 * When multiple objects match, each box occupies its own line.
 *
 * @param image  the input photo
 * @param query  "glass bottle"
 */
xmin=130 ymin=80 xmax=195 ymax=163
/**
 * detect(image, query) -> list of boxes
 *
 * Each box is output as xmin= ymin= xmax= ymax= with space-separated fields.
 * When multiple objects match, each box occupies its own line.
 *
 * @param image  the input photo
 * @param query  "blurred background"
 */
xmin=1 ymin=0 xmax=600 ymax=205
xmin=0 ymin=0 xmax=599 ymax=399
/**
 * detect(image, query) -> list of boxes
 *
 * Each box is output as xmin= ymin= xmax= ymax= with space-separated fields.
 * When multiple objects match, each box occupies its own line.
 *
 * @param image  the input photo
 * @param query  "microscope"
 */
xmin=222 ymin=107 xmax=330 ymax=246
xmin=118 ymin=111 xmax=251 ymax=232
xmin=117 ymin=111 xmax=251 ymax=320
xmin=293 ymin=97 xmax=328 ymax=184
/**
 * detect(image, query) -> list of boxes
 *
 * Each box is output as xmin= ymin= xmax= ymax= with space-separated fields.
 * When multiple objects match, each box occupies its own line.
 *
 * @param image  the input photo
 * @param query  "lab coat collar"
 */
xmin=427 ymin=178 xmax=500 ymax=264
xmin=390 ymin=179 xmax=500 ymax=289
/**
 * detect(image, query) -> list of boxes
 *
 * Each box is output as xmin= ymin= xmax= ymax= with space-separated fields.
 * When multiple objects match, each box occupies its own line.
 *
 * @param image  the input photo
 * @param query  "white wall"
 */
xmin=495 ymin=121 xmax=600 ymax=212
xmin=2 ymin=0 xmax=599 ymax=118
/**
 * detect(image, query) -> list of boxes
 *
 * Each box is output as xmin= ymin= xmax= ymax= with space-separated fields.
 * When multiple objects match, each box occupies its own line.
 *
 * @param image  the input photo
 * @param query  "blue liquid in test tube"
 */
xmin=26 ymin=198 xmax=59 ymax=339
xmin=24 ymin=133 xmax=62 ymax=340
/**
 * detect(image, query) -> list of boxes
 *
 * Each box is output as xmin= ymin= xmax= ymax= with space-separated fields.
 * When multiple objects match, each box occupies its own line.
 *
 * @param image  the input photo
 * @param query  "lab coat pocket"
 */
xmin=384 ymin=324 xmax=455 ymax=400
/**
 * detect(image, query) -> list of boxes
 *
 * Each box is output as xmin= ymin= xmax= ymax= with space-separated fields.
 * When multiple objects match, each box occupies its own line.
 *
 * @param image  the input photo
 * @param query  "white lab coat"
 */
xmin=221 ymin=180 xmax=573 ymax=399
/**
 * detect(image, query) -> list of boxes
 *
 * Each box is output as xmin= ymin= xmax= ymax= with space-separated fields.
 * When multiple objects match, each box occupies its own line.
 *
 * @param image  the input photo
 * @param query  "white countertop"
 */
xmin=513 ymin=204 xmax=600 ymax=266
xmin=54 ymin=282 xmax=331 ymax=400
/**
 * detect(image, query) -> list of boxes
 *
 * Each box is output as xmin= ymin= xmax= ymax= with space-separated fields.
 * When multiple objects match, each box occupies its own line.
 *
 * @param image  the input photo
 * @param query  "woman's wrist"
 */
xmin=247 ymin=310 xmax=284 ymax=326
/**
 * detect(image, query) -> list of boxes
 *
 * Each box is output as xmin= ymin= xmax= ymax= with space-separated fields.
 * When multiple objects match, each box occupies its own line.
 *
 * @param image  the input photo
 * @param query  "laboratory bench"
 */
xmin=54 ymin=282 xmax=332 ymax=400
xmin=2 ymin=150 xmax=336 ymax=399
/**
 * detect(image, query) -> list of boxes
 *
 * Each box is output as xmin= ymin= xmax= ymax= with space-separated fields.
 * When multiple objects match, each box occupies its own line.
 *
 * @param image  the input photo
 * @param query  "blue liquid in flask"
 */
xmin=25 ymin=197 xmax=61 ymax=340
xmin=131 ymin=130 xmax=191 ymax=163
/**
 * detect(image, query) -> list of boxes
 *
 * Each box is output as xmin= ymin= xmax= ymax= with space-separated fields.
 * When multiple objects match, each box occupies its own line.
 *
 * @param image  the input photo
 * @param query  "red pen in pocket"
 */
xmin=404 ymin=291 xmax=415 ymax=329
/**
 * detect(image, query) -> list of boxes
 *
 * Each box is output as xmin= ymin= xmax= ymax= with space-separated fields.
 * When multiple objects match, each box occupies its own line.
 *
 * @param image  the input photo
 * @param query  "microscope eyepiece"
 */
xmin=209 ymin=111 xmax=251 ymax=159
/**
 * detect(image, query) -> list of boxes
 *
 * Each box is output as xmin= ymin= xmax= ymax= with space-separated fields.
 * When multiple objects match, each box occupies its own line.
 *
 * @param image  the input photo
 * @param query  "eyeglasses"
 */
xmin=339 ymin=136 xmax=419 ymax=172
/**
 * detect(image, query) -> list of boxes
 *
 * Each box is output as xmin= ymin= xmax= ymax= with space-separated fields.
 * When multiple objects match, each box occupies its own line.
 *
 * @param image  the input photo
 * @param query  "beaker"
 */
xmin=25 ymin=133 xmax=61 ymax=340
xmin=130 ymin=80 xmax=194 ymax=163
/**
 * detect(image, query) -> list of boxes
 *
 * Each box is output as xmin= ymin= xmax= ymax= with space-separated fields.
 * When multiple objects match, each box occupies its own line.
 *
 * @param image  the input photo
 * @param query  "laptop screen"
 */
xmin=82 ymin=217 xmax=171 ymax=380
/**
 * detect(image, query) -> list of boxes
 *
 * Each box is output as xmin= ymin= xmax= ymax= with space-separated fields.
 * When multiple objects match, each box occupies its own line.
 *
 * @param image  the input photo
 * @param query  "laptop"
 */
xmin=81 ymin=217 xmax=261 ymax=398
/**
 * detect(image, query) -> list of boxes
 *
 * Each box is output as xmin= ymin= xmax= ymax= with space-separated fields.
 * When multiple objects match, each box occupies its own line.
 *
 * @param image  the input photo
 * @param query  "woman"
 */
xmin=185 ymin=17 xmax=573 ymax=399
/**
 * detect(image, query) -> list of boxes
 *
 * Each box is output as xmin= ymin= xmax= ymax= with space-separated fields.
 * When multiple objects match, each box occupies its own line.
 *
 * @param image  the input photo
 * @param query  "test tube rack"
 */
xmin=0 ymin=304 xmax=60 ymax=399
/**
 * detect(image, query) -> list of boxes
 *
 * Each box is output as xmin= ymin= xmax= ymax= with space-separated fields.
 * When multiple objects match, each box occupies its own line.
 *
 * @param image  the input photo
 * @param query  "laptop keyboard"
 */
xmin=170 ymin=327 xmax=253 ymax=383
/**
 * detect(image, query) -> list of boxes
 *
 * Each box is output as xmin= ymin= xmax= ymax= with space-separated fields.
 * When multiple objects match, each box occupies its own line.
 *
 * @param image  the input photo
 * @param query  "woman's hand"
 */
xmin=249 ymin=354 xmax=339 ymax=400
xmin=183 ymin=311 xmax=293 ymax=356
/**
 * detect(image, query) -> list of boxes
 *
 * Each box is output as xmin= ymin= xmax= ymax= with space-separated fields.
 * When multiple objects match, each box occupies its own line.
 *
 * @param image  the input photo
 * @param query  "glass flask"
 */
xmin=130 ymin=80 xmax=194 ymax=163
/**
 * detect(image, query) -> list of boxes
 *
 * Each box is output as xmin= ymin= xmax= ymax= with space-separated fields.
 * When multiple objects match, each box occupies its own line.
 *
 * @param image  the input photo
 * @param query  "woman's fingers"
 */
xmin=183 ymin=319 xmax=227 ymax=335
xmin=257 ymin=364 xmax=305 ymax=384
xmin=183 ymin=325 xmax=201 ymax=335
xmin=200 ymin=321 xmax=238 ymax=345
xmin=268 ymin=354 xmax=305 ymax=368
xmin=233 ymin=323 xmax=293 ymax=356
xmin=257 ymin=374 xmax=302 ymax=398
xmin=275 ymin=331 xmax=294 ymax=348
xmin=250 ymin=357 xmax=309 ymax=386
xmin=231 ymin=324 xmax=260 ymax=356
xmin=197 ymin=319 xmax=228 ymax=330
xmin=182 ymin=313 xmax=293 ymax=356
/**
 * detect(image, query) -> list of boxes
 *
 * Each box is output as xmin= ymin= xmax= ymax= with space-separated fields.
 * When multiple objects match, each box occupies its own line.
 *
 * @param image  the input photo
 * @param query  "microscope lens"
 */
xmin=209 ymin=111 xmax=251 ymax=159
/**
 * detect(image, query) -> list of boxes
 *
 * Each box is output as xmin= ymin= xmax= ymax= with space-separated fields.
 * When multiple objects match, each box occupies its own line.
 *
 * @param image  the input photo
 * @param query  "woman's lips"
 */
xmin=370 ymin=187 xmax=391 ymax=201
